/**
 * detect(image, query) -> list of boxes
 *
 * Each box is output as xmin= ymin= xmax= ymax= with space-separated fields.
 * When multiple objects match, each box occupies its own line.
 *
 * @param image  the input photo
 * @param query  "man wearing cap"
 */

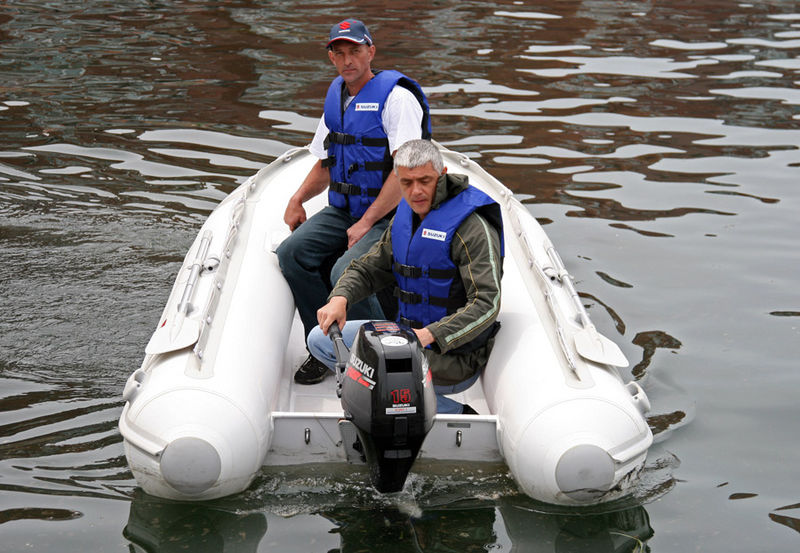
xmin=277 ymin=19 xmax=432 ymax=385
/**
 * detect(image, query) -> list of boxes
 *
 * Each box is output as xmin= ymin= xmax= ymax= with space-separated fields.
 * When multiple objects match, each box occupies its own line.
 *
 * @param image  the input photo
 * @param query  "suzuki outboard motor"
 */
xmin=330 ymin=321 xmax=435 ymax=493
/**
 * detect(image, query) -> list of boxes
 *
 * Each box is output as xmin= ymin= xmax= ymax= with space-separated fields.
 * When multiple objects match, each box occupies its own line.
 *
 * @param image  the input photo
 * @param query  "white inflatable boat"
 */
xmin=119 ymin=143 xmax=653 ymax=505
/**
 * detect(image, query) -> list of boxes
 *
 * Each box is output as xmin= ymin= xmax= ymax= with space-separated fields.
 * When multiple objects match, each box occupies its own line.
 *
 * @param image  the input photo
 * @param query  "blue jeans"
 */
xmin=307 ymin=320 xmax=481 ymax=414
xmin=276 ymin=206 xmax=386 ymax=338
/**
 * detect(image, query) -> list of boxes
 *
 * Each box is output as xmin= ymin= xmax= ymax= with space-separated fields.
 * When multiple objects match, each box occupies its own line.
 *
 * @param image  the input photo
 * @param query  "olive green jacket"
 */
xmin=330 ymin=173 xmax=503 ymax=385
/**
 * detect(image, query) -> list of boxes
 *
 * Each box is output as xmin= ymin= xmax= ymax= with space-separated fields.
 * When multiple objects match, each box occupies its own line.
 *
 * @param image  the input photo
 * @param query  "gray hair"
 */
xmin=393 ymin=139 xmax=444 ymax=175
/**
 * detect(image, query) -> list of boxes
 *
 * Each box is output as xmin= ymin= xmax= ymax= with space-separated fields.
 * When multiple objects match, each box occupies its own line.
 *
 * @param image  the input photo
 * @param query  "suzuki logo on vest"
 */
xmin=422 ymin=228 xmax=447 ymax=241
xmin=355 ymin=102 xmax=379 ymax=111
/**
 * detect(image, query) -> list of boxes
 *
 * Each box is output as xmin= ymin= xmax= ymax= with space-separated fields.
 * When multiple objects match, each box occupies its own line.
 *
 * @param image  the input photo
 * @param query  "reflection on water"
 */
xmin=124 ymin=490 xmax=268 ymax=553
xmin=123 ymin=489 xmax=654 ymax=553
xmin=2 ymin=0 xmax=800 ymax=551
xmin=495 ymin=498 xmax=654 ymax=553
xmin=0 ymin=507 xmax=83 ymax=524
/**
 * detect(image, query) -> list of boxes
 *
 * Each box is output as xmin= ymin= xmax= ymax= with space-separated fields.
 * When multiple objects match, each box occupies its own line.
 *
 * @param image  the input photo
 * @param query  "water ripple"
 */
xmin=0 ymin=378 xmax=132 ymax=502
xmin=2 ymin=1 xmax=800 ymax=550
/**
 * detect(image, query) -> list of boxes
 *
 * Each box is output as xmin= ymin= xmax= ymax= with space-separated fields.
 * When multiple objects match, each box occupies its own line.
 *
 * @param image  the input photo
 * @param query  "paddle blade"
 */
xmin=574 ymin=326 xmax=629 ymax=367
xmin=145 ymin=315 xmax=202 ymax=355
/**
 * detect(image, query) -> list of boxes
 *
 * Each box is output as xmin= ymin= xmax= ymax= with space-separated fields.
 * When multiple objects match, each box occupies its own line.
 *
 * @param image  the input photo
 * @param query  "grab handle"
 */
xmin=122 ymin=369 xmax=147 ymax=403
xmin=625 ymin=381 xmax=651 ymax=415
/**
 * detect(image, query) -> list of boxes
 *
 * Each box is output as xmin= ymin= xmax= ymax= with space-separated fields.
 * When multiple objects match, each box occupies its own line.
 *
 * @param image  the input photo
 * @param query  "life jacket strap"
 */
xmin=393 ymin=287 xmax=461 ymax=308
xmin=347 ymin=161 xmax=392 ymax=177
xmin=392 ymin=262 xmax=458 ymax=280
xmin=362 ymin=160 xmax=393 ymax=172
xmin=324 ymin=132 xmax=389 ymax=149
xmin=360 ymin=137 xmax=390 ymax=147
xmin=330 ymin=181 xmax=381 ymax=197
xmin=324 ymin=132 xmax=356 ymax=148
xmin=324 ymin=157 xmax=391 ymax=174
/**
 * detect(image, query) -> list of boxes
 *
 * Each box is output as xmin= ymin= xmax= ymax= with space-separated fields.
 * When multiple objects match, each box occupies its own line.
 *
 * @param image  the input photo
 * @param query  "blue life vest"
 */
xmin=323 ymin=70 xmax=431 ymax=218
xmin=391 ymin=185 xmax=502 ymax=333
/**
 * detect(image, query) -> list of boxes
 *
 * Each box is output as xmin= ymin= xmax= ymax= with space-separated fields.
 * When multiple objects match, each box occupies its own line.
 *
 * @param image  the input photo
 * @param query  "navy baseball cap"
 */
xmin=327 ymin=19 xmax=373 ymax=48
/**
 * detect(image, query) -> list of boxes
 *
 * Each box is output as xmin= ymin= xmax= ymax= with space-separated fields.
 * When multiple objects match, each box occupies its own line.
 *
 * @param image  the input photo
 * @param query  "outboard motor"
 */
xmin=330 ymin=321 xmax=435 ymax=492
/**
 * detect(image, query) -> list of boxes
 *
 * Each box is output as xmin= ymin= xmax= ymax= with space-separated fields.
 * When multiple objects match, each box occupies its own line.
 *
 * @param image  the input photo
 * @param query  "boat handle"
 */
xmin=456 ymin=153 xmax=471 ymax=167
xmin=626 ymin=381 xmax=651 ymax=415
xmin=122 ymin=368 xmax=147 ymax=403
xmin=280 ymin=147 xmax=306 ymax=163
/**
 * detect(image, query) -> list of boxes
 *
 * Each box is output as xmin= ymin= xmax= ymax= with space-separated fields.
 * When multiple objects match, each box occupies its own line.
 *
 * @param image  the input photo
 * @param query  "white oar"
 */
xmin=545 ymin=244 xmax=629 ymax=367
xmin=145 ymin=232 xmax=212 ymax=355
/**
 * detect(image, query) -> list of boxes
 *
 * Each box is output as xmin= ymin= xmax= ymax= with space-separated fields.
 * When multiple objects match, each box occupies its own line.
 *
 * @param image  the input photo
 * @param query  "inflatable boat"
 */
xmin=119 ymin=142 xmax=653 ymax=505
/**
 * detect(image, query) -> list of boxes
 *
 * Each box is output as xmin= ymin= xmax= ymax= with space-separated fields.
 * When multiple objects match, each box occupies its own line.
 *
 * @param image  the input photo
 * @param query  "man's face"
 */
xmin=327 ymin=41 xmax=375 ymax=88
xmin=397 ymin=162 xmax=446 ymax=219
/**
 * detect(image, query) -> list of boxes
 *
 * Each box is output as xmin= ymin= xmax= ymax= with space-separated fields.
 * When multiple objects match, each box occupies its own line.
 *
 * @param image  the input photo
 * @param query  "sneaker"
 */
xmin=461 ymin=404 xmax=479 ymax=415
xmin=294 ymin=354 xmax=330 ymax=385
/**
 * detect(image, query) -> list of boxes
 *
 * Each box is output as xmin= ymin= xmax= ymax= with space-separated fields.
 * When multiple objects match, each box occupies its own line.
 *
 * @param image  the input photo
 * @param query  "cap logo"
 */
xmin=328 ymin=19 xmax=371 ymax=46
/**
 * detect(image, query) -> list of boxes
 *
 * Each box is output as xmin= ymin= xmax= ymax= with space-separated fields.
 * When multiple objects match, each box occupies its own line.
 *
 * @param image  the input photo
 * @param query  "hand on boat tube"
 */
xmin=317 ymin=296 xmax=348 ymax=335
xmin=284 ymin=160 xmax=330 ymax=231
xmin=283 ymin=199 xmax=307 ymax=231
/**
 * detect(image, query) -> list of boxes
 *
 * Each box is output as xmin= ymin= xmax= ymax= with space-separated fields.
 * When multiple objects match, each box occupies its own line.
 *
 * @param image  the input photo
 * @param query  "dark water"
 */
xmin=2 ymin=1 xmax=799 ymax=551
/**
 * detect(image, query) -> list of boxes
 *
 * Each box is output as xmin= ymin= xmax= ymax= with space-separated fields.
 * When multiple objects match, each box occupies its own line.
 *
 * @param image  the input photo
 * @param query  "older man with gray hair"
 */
xmin=307 ymin=139 xmax=503 ymax=414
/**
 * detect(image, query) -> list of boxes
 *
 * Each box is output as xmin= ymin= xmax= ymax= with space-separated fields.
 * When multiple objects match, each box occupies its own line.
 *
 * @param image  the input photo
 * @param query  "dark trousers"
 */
xmin=276 ymin=206 xmax=387 ymax=339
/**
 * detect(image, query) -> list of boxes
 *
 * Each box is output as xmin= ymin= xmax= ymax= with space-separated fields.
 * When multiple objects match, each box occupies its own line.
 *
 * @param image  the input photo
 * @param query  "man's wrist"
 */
xmin=328 ymin=293 xmax=349 ymax=306
xmin=357 ymin=209 xmax=378 ymax=227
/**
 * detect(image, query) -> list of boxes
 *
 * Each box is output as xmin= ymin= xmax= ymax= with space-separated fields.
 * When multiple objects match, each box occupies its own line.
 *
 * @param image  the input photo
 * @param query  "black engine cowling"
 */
xmin=339 ymin=321 xmax=436 ymax=492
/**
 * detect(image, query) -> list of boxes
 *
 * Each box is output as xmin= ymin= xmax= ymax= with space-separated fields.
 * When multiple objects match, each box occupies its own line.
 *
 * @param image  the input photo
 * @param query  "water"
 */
xmin=1 ymin=1 xmax=799 ymax=550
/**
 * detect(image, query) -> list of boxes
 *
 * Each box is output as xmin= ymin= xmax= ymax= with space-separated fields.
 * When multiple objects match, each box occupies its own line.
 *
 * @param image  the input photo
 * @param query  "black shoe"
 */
xmin=461 ymin=404 xmax=478 ymax=415
xmin=294 ymin=354 xmax=330 ymax=385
